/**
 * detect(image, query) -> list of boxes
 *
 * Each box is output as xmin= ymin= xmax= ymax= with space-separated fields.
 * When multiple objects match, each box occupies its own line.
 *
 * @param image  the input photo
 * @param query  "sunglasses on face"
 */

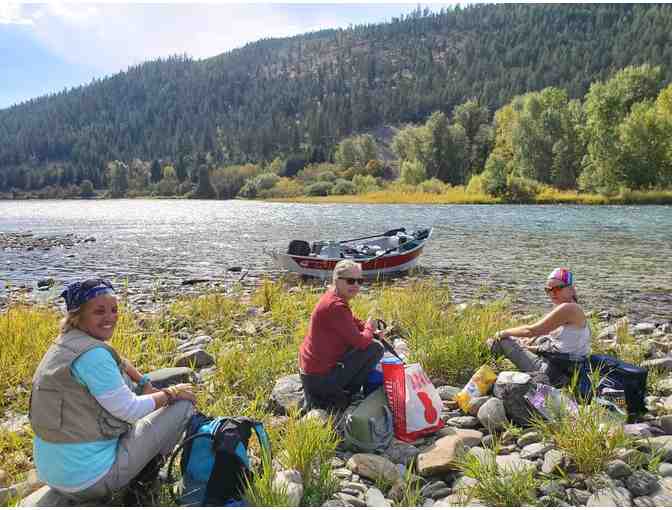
xmin=340 ymin=277 xmax=364 ymax=285
xmin=544 ymin=284 xmax=567 ymax=294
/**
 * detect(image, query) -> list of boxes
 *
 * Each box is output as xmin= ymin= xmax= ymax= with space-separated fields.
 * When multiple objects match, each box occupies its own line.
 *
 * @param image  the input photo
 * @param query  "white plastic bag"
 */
xmin=382 ymin=360 xmax=443 ymax=441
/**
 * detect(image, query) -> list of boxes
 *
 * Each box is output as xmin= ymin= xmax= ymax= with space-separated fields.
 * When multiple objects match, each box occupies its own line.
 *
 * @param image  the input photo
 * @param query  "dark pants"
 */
xmin=301 ymin=341 xmax=384 ymax=410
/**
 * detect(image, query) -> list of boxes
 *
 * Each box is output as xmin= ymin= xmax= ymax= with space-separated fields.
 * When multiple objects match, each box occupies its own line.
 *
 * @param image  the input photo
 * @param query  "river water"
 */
xmin=1 ymin=199 xmax=671 ymax=320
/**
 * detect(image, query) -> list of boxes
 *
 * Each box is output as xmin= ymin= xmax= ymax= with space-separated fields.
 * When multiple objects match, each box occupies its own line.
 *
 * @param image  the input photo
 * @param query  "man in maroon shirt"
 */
xmin=299 ymin=260 xmax=384 ymax=410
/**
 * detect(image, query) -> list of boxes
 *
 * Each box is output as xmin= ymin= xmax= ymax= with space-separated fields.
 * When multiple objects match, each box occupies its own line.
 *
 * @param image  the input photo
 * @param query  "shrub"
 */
xmin=466 ymin=173 xmax=487 ymax=195
xmin=418 ymin=178 xmax=446 ymax=194
xmin=504 ymin=175 xmax=541 ymax=202
xmin=400 ymin=159 xmax=427 ymax=185
xmin=305 ymin=181 xmax=333 ymax=196
xmin=331 ymin=178 xmax=357 ymax=195
xmin=352 ymin=174 xmax=379 ymax=194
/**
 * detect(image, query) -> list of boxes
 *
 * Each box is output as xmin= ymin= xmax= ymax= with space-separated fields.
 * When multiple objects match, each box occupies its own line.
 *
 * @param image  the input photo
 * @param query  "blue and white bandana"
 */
xmin=60 ymin=279 xmax=115 ymax=311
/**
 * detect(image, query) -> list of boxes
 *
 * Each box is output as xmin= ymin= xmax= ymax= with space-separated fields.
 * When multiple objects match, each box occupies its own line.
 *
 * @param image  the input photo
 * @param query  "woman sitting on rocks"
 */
xmin=299 ymin=260 xmax=384 ymax=410
xmin=29 ymin=278 xmax=196 ymax=503
xmin=488 ymin=268 xmax=591 ymax=387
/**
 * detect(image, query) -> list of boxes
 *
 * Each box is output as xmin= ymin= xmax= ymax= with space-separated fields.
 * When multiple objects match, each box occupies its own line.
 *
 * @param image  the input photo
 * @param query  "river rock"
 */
xmin=540 ymin=480 xmax=565 ymax=498
xmin=605 ymin=459 xmax=634 ymax=479
xmin=174 ymin=348 xmax=214 ymax=369
xmin=634 ymin=323 xmax=656 ymax=335
xmin=476 ymin=397 xmax=507 ymax=431
xmin=146 ymin=367 xmax=194 ymax=388
xmin=269 ymin=374 xmax=304 ymax=415
xmin=658 ymin=416 xmax=672 ymax=435
xmin=520 ymin=441 xmax=553 ymax=460
xmin=642 ymin=358 xmax=672 ymax=371
xmin=495 ymin=454 xmax=535 ymax=473
xmin=383 ymin=439 xmax=419 ymax=466
xmin=19 ymin=486 xmax=73 ymax=507
xmin=541 ymin=449 xmax=565 ymax=474
xmin=658 ymin=462 xmax=672 ymax=477
xmin=466 ymin=396 xmax=490 ymax=416
xmin=454 ymin=428 xmax=483 ymax=448
xmin=493 ymin=371 xmax=534 ymax=425
xmin=346 ymin=454 xmax=400 ymax=485
xmin=365 ymin=487 xmax=389 ymax=507
xmin=336 ymin=492 xmax=367 ymax=506
xmin=417 ymin=436 xmax=466 ymax=476
xmin=587 ymin=486 xmax=632 ymax=507
xmin=273 ymin=470 xmax=303 ymax=506
xmin=421 ymin=481 xmax=448 ymax=499
xmin=436 ymin=385 xmax=461 ymax=401
xmin=567 ymin=488 xmax=592 ymax=505
xmin=321 ymin=498 xmax=344 ymax=507
xmin=517 ymin=431 xmax=543 ymax=448
xmin=640 ymin=436 xmax=672 ymax=461
xmin=446 ymin=416 xmax=479 ymax=428
xmin=626 ymin=470 xmax=660 ymax=496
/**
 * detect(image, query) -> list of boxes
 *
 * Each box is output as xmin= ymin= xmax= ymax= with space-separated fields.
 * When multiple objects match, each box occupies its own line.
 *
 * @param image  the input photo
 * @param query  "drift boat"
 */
xmin=269 ymin=227 xmax=432 ymax=279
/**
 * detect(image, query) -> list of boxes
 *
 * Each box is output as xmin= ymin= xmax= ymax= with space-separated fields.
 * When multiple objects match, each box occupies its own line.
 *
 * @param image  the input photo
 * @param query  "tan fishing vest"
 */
xmin=29 ymin=329 xmax=131 ymax=443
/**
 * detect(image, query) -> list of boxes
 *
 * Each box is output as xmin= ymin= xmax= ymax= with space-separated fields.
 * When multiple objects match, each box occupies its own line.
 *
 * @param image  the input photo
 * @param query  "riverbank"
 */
xmin=270 ymin=188 xmax=672 ymax=205
xmin=2 ymin=280 xmax=672 ymax=506
xmin=4 ymin=188 xmax=672 ymax=205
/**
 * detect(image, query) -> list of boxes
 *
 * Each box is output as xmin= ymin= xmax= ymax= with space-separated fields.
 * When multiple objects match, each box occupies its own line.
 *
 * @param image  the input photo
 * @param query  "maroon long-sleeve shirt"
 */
xmin=299 ymin=289 xmax=375 ymax=376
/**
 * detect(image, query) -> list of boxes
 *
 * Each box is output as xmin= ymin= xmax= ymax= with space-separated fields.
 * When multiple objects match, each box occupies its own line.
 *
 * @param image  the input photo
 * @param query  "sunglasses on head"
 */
xmin=340 ymin=277 xmax=364 ymax=285
xmin=544 ymin=284 xmax=567 ymax=294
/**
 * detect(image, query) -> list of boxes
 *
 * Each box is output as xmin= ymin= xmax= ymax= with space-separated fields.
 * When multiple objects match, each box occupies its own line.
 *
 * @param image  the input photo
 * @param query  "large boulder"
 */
xmin=493 ymin=372 xmax=534 ymax=426
xmin=269 ymin=374 xmax=304 ymax=415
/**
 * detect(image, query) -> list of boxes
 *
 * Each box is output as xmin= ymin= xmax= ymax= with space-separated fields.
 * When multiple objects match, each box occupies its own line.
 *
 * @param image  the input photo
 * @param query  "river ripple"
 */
xmin=1 ymin=200 xmax=671 ymax=320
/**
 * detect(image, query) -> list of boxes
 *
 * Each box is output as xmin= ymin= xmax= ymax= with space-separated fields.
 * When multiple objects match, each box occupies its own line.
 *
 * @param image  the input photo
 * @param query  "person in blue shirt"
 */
xmin=30 ymin=278 xmax=196 ymax=503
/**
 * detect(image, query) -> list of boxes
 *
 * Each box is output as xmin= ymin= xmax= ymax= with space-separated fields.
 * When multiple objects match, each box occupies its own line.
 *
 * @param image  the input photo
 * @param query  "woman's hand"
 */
xmin=167 ymin=383 xmax=197 ymax=403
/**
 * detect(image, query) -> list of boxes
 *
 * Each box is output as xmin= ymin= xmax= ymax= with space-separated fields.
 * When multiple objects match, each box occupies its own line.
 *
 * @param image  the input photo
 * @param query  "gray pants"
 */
xmin=491 ymin=337 xmax=579 ymax=387
xmin=64 ymin=400 xmax=194 ymax=503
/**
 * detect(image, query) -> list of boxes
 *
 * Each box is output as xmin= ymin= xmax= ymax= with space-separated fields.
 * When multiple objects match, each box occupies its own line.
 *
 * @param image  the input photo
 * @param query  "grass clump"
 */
xmin=456 ymin=451 xmax=539 ymax=506
xmin=529 ymin=394 xmax=630 ymax=475
xmin=279 ymin=410 xmax=340 ymax=505
xmin=243 ymin=449 xmax=292 ymax=507
xmin=393 ymin=461 xmax=424 ymax=507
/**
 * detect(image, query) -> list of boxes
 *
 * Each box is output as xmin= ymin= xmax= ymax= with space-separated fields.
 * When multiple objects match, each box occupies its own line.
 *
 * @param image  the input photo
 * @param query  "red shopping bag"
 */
xmin=382 ymin=360 xmax=444 ymax=442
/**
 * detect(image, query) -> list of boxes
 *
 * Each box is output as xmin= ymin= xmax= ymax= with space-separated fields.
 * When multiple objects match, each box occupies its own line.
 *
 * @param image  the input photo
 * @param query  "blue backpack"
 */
xmin=167 ymin=413 xmax=270 ymax=507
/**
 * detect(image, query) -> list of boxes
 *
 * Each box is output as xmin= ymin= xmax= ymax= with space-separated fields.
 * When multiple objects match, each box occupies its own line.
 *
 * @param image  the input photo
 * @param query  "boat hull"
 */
xmin=272 ymin=242 xmax=426 ymax=279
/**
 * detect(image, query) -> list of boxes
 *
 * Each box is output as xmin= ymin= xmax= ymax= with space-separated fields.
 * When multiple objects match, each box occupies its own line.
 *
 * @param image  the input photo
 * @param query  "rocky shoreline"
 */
xmin=4 ymin=294 xmax=672 ymax=506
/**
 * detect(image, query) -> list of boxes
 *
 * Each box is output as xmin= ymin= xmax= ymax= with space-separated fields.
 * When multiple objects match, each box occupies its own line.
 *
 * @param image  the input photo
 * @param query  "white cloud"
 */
xmin=0 ymin=2 xmax=34 ymax=25
xmin=7 ymin=2 xmax=432 ymax=76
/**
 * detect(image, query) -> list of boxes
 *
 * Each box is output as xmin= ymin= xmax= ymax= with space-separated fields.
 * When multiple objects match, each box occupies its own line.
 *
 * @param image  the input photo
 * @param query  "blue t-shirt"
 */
xmin=33 ymin=347 xmax=125 ymax=491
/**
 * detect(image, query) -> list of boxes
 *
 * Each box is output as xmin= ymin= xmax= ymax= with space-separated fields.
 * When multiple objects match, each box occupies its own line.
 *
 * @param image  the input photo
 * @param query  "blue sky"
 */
xmin=0 ymin=2 xmax=456 ymax=110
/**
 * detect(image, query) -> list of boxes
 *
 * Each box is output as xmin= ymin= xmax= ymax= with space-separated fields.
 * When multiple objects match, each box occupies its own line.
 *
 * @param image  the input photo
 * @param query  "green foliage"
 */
xmin=400 ymin=159 xmax=427 ymax=185
xmin=279 ymin=410 xmax=340 ymax=491
xmin=335 ymin=134 xmax=377 ymax=170
xmin=194 ymin=165 xmax=216 ymax=198
xmin=243 ymin=448 xmax=292 ymax=507
xmin=352 ymin=174 xmax=379 ymax=194
xmin=456 ymin=451 xmax=539 ymax=506
xmin=79 ymin=179 xmax=95 ymax=197
xmin=331 ymin=178 xmax=357 ymax=195
xmin=305 ymin=181 xmax=333 ymax=196
xmin=418 ymin=178 xmax=446 ymax=194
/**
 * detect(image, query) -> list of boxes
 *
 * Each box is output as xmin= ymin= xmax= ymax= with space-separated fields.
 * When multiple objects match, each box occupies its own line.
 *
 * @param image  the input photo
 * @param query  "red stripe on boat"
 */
xmin=290 ymin=246 xmax=423 ymax=271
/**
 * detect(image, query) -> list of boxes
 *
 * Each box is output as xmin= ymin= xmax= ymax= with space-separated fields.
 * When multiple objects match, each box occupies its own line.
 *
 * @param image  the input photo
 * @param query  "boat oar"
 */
xmin=340 ymin=228 xmax=406 ymax=244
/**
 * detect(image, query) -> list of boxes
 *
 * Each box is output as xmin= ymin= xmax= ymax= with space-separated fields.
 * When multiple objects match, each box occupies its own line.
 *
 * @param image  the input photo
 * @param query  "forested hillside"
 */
xmin=1 ymin=3 xmax=672 ymax=195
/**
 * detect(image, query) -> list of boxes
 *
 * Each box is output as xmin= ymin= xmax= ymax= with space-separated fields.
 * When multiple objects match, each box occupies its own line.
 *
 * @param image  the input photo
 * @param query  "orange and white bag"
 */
xmin=382 ymin=360 xmax=443 ymax=442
